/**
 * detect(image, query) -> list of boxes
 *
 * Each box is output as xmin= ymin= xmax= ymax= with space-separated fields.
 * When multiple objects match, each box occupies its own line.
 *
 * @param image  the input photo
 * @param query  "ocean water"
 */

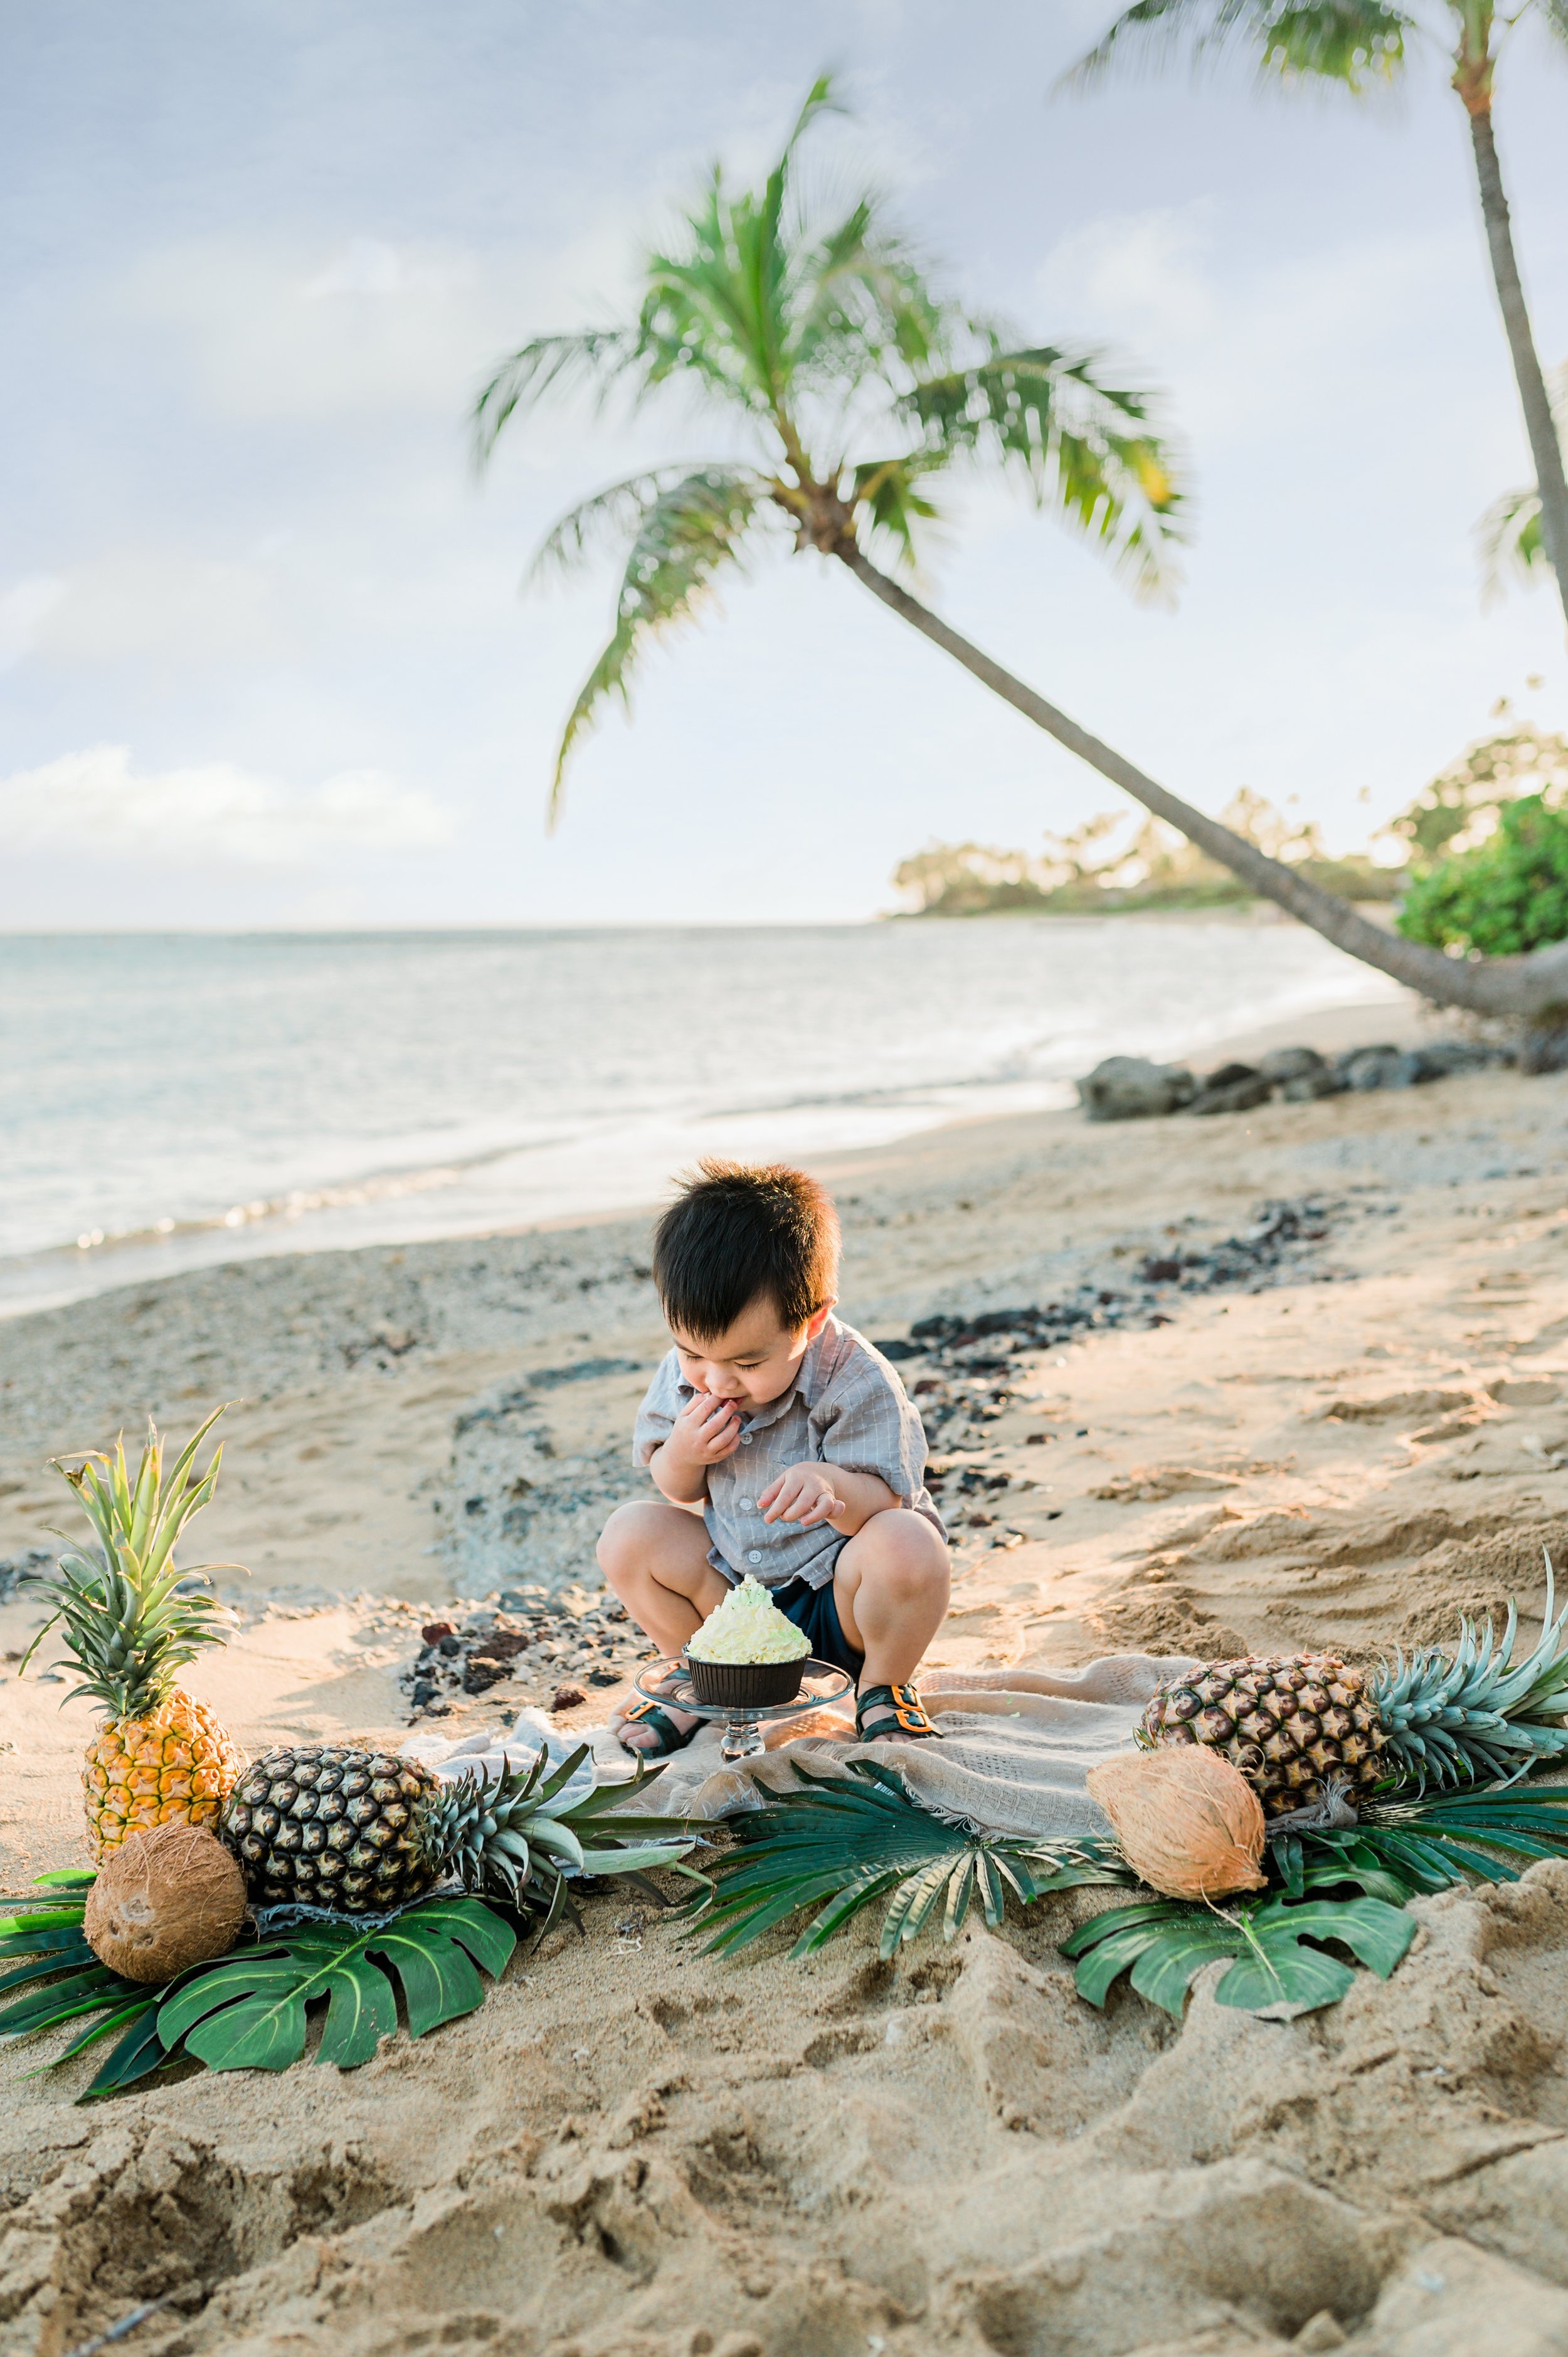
xmin=0 ymin=922 xmax=1403 ymax=1316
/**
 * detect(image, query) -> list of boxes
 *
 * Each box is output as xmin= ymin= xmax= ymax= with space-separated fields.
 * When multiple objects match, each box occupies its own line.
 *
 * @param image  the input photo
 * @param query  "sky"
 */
xmin=2 ymin=0 xmax=1566 ymax=931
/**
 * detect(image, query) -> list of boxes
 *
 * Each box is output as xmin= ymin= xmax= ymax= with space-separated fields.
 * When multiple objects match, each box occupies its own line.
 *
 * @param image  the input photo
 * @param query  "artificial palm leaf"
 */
xmin=157 ymin=1896 xmax=514 ymax=2073
xmin=1275 ymin=1780 xmax=1568 ymax=1902
xmin=0 ymin=1886 xmax=178 ymax=2099
xmin=681 ymin=1760 xmax=1131 ymax=1961
xmin=1062 ymin=1891 xmax=1414 ymax=2019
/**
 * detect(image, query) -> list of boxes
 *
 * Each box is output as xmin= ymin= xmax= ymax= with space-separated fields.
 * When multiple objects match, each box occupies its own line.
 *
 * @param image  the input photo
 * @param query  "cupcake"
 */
xmin=684 ymin=1577 xmax=811 ymax=1706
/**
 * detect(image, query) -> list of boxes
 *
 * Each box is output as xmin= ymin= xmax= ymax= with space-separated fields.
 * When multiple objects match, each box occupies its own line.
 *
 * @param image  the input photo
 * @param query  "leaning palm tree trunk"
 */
xmin=1463 ymin=95 xmax=1568 ymax=632
xmin=835 ymin=541 xmax=1568 ymax=1022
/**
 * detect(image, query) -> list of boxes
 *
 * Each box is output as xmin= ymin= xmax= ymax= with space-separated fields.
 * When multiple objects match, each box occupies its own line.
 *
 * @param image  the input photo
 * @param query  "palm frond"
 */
xmin=1474 ymin=363 xmax=1565 ymax=600
xmin=547 ymin=466 xmax=772 ymax=818
xmin=896 ymin=343 xmax=1187 ymax=595
xmin=1061 ymin=0 xmax=1412 ymax=94
xmin=472 ymin=331 xmax=638 ymax=463
xmin=1270 ymin=1780 xmax=1568 ymax=1903
xmin=849 ymin=455 xmax=944 ymax=573
xmin=679 ymin=1760 xmax=1131 ymax=1961
xmin=527 ymin=471 xmax=699 ymax=582
xmin=1477 ymin=487 xmax=1546 ymax=598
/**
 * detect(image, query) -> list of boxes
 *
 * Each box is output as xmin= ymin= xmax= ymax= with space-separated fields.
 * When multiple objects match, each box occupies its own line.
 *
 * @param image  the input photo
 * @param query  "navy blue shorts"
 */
xmin=770 ymin=1573 xmax=864 ymax=1679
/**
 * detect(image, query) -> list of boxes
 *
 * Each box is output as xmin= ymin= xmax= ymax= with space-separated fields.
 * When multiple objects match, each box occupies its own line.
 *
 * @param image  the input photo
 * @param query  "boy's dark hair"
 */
xmin=653 ymin=1160 xmax=840 ymax=1339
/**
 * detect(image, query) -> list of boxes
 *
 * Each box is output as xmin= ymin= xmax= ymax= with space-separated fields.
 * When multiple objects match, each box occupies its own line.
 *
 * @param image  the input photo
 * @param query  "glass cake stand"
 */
xmin=630 ymin=1656 xmax=854 ymax=1762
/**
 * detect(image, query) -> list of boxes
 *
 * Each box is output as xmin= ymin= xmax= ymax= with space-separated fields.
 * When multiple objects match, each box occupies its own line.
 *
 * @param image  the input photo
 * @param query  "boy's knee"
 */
xmin=864 ymin=1508 xmax=950 ymax=1594
xmin=596 ymin=1503 xmax=645 ymax=1579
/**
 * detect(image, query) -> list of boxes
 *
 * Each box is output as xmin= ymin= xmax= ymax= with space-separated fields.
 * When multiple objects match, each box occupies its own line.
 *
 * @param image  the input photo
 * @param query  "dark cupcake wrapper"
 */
xmin=682 ymin=1652 xmax=807 ymax=1708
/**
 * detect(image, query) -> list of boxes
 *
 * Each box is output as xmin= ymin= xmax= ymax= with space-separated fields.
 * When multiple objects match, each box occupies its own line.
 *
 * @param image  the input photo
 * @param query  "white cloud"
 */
xmin=31 ymin=551 xmax=290 ymax=664
xmin=0 ymin=745 xmax=457 ymax=866
xmin=118 ymin=225 xmax=638 ymax=424
xmin=1038 ymin=203 xmax=1222 ymax=345
xmin=304 ymin=236 xmax=477 ymax=301
xmin=0 ymin=574 xmax=68 ymax=668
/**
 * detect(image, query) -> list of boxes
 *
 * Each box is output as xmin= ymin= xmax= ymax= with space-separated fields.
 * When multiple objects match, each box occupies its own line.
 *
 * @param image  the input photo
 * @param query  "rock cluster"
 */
xmin=1079 ymin=1038 xmax=1506 ymax=1122
xmin=875 ymin=1196 xmax=1338 ymax=1464
xmin=401 ymin=1590 xmax=642 ymax=1721
xmin=0 ymin=1546 xmax=51 ymax=1605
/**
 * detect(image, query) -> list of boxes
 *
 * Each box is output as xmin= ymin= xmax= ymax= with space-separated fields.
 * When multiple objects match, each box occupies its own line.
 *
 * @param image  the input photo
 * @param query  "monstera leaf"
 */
xmin=1062 ymin=1892 xmax=1416 ymax=2020
xmin=157 ymin=1897 xmax=516 ymax=2072
xmin=682 ymin=1759 xmax=1131 ymax=1960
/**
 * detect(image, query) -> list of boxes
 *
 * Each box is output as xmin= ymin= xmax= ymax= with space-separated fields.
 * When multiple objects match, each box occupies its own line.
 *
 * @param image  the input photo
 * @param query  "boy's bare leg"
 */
xmin=597 ymin=1500 xmax=729 ymax=1753
xmin=832 ymin=1508 xmax=951 ymax=1692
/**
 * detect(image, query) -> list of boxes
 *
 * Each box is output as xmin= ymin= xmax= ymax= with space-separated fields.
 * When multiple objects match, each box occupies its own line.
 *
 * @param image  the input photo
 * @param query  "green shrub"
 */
xmin=1397 ymin=795 xmax=1568 ymax=957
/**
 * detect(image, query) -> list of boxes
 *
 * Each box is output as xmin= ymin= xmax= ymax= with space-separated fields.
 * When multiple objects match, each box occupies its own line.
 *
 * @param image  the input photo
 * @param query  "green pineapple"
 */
xmin=220 ymin=1741 xmax=682 ymax=1913
xmin=1139 ymin=1572 xmax=1568 ymax=1817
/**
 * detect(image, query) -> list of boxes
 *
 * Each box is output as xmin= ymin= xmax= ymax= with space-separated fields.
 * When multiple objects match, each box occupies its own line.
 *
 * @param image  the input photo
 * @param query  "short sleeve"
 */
xmin=812 ymin=1352 xmax=929 ymax=1509
xmin=632 ymin=1350 xmax=684 ymax=1470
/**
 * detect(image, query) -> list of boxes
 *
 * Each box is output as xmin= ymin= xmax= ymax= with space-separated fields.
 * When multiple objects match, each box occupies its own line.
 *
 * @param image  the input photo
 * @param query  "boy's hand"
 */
xmin=759 ymin=1462 xmax=845 ymax=1530
xmin=667 ymin=1390 xmax=744 ymax=1467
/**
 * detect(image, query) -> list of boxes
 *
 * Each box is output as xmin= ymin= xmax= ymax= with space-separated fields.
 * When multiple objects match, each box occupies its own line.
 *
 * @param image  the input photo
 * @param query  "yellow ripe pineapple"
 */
xmin=22 ymin=1408 xmax=247 ymax=1860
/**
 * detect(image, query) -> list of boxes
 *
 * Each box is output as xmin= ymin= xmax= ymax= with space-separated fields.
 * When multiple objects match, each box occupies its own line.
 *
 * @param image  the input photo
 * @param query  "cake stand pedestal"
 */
xmin=630 ymin=1656 xmax=854 ymax=1762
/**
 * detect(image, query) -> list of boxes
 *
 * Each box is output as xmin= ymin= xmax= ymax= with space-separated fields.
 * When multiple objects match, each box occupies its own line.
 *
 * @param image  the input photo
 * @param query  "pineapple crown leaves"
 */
xmin=428 ymin=1744 xmax=701 ymax=1908
xmin=19 ymin=1408 xmax=241 ymax=1719
xmin=680 ymin=1758 xmax=1131 ymax=1961
xmin=1370 ymin=1555 xmax=1568 ymax=1789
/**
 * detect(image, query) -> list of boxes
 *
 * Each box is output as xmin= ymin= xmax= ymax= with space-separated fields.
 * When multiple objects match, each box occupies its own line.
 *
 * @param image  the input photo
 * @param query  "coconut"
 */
xmin=1086 ymin=1747 xmax=1267 ymax=1900
xmin=84 ymin=1821 xmax=247 ymax=1984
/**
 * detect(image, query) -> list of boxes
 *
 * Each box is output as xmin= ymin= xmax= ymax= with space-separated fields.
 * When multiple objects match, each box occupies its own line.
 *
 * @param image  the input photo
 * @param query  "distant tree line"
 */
xmin=891 ymin=724 xmax=1568 ymax=954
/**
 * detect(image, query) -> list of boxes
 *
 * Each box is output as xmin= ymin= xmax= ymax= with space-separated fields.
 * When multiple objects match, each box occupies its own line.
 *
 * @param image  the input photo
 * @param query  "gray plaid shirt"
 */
xmin=632 ymin=1315 xmax=945 ymax=1591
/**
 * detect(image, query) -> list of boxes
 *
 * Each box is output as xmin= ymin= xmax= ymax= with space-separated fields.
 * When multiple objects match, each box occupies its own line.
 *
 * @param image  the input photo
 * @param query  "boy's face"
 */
xmin=669 ymin=1294 xmax=834 ymax=1408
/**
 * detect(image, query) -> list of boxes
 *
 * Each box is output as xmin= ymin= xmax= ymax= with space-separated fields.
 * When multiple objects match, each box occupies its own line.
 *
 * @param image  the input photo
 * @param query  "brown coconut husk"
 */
xmin=83 ymin=1821 xmax=248 ymax=1984
xmin=1087 ymin=1748 xmax=1267 ymax=1900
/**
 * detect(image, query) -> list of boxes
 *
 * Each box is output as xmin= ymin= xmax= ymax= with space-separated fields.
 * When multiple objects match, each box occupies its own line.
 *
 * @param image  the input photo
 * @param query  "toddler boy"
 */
xmin=599 ymin=1160 xmax=950 ymax=1755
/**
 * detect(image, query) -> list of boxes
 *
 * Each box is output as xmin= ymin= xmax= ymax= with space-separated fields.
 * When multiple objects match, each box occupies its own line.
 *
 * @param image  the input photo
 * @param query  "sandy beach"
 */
xmin=6 ymin=1004 xmax=1568 ymax=2357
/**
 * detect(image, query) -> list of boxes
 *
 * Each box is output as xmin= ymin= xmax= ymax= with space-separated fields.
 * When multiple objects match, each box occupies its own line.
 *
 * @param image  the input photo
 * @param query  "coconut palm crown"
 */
xmin=1061 ymin=1 xmax=1568 ymax=633
xmin=474 ymin=77 xmax=1185 ymax=819
xmin=477 ymin=73 xmax=1568 ymax=1026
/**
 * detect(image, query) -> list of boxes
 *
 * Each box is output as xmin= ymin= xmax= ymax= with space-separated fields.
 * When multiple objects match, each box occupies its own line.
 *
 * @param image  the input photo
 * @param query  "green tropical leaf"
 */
xmin=1061 ymin=0 xmax=1412 ymax=96
xmin=1279 ymin=1780 xmax=1568 ymax=1904
xmin=474 ymin=73 xmax=1188 ymax=816
xmin=81 ymin=2002 xmax=170 ymax=2099
xmin=1064 ymin=1891 xmax=1415 ymax=2019
xmin=681 ymin=1759 xmax=1130 ymax=1961
xmin=898 ymin=343 xmax=1185 ymax=595
xmin=157 ymin=1897 xmax=516 ymax=2075
xmin=546 ymin=467 xmax=771 ymax=820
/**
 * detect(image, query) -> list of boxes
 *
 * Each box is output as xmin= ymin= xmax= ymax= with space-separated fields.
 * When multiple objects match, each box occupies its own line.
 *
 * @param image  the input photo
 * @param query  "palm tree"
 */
xmin=475 ymin=77 xmax=1568 ymax=1024
xmin=1063 ymin=0 xmax=1568 ymax=640
xmin=1478 ymin=361 xmax=1568 ymax=599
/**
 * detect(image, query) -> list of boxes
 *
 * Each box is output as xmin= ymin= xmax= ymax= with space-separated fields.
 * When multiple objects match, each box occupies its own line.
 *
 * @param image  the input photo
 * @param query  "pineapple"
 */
xmin=21 ymin=1410 xmax=246 ymax=1860
xmin=1139 ymin=1575 xmax=1568 ymax=1817
xmin=220 ymin=1745 xmax=593 ymax=1913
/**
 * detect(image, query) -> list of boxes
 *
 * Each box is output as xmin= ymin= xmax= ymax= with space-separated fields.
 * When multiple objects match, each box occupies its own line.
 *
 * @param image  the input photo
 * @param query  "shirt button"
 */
xmin=747 ymin=1550 xmax=762 ymax=1565
xmin=739 ymin=1498 xmax=754 ymax=1511
xmin=739 ymin=1432 xmax=754 ymax=1445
